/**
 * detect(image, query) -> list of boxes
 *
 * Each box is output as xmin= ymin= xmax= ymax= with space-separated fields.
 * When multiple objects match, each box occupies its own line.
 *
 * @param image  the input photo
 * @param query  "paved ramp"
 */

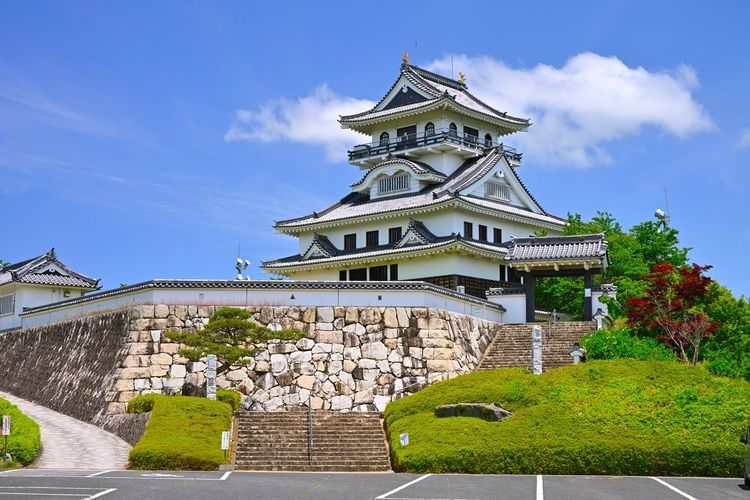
xmin=0 ymin=391 xmax=131 ymax=469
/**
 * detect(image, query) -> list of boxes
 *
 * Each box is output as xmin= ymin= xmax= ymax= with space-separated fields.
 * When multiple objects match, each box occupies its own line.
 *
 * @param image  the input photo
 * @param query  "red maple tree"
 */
xmin=627 ymin=262 xmax=717 ymax=364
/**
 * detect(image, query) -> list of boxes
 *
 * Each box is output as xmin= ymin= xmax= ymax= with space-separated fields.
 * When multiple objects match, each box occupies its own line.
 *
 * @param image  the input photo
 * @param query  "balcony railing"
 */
xmin=348 ymin=128 xmax=522 ymax=163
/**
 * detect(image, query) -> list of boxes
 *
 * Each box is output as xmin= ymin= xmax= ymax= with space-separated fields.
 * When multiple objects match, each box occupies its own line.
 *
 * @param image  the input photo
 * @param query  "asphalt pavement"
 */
xmin=0 ymin=469 xmax=746 ymax=500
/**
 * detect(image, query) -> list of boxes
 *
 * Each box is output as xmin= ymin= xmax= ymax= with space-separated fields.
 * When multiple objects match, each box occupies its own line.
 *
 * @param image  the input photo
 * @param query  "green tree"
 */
xmin=535 ymin=212 xmax=690 ymax=318
xmin=166 ymin=307 xmax=305 ymax=375
xmin=700 ymin=283 xmax=750 ymax=379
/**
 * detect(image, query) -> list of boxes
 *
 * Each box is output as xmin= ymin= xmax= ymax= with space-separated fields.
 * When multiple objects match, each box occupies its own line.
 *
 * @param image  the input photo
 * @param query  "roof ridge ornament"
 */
xmin=458 ymin=72 xmax=466 ymax=84
xmin=402 ymin=51 xmax=409 ymax=65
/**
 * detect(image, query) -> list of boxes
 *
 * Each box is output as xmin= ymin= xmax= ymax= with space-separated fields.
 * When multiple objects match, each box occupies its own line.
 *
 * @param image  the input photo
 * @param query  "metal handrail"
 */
xmin=306 ymin=404 xmax=313 ymax=465
xmin=348 ymin=129 xmax=522 ymax=162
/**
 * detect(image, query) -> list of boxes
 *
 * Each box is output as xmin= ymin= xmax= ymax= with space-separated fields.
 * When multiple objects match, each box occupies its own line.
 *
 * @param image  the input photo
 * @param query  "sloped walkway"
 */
xmin=0 ymin=391 xmax=130 ymax=469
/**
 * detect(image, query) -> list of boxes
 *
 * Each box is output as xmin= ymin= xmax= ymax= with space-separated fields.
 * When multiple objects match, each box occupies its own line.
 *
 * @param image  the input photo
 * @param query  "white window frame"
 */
xmin=0 ymin=293 xmax=15 ymax=316
xmin=485 ymin=180 xmax=511 ymax=202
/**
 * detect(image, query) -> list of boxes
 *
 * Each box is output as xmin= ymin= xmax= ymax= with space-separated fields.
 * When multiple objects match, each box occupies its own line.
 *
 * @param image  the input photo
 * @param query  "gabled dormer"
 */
xmin=351 ymin=159 xmax=446 ymax=199
xmin=301 ymin=234 xmax=339 ymax=261
xmin=395 ymin=220 xmax=438 ymax=248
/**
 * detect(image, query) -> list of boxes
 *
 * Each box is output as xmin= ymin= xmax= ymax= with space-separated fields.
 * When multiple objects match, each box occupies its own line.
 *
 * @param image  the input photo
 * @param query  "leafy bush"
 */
xmin=216 ymin=389 xmax=241 ymax=411
xmin=0 ymin=398 xmax=41 ymax=466
xmin=384 ymin=360 xmax=750 ymax=476
xmin=128 ymin=395 xmax=232 ymax=470
xmin=581 ymin=327 xmax=675 ymax=361
xmin=126 ymin=393 xmax=161 ymax=413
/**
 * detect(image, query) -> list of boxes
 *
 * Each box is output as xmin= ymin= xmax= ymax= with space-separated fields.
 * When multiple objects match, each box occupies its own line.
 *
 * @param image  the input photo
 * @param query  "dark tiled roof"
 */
xmin=275 ymin=149 xmax=562 ymax=230
xmin=339 ymin=64 xmax=529 ymax=128
xmin=301 ymin=234 xmax=339 ymax=260
xmin=20 ymin=279 xmax=505 ymax=315
xmin=0 ymin=249 xmax=99 ymax=289
xmin=504 ymin=234 xmax=608 ymax=263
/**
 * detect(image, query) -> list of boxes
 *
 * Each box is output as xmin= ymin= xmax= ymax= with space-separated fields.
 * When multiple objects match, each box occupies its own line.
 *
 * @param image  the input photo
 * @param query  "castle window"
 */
xmin=379 ymin=132 xmax=390 ymax=146
xmin=463 ymin=126 xmax=478 ymax=144
xmin=388 ymin=227 xmax=402 ymax=244
xmin=349 ymin=268 xmax=367 ymax=281
xmin=339 ymin=270 xmax=347 ymax=281
xmin=478 ymin=225 xmax=488 ymax=241
xmin=425 ymin=122 xmax=435 ymax=136
xmin=448 ymin=122 xmax=458 ymax=138
xmin=378 ymin=173 xmax=410 ymax=194
xmin=484 ymin=133 xmax=493 ymax=147
xmin=485 ymin=180 xmax=511 ymax=202
xmin=366 ymin=230 xmax=379 ymax=247
xmin=369 ymin=265 xmax=388 ymax=281
xmin=493 ymin=228 xmax=502 ymax=243
xmin=344 ymin=233 xmax=357 ymax=250
xmin=0 ymin=294 xmax=13 ymax=316
xmin=389 ymin=264 xmax=399 ymax=280
xmin=463 ymin=221 xmax=473 ymax=239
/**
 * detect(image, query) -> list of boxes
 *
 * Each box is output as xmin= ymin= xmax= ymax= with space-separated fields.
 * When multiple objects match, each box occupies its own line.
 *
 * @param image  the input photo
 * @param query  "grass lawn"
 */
xmin=128 ymin=394 xmax=233 ymax=470
xmin=0 ymin=397 xmax=40 ymax=467
xmin=384 ymin=360 xmax=750 ymax=476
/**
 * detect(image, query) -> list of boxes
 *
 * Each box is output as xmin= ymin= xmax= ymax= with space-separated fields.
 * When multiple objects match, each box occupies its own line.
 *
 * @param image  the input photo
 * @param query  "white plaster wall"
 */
xmin=487 ymin=293 xmax=526 ymax=323
xmin=21 ymin=283 xmax=504 ymax=329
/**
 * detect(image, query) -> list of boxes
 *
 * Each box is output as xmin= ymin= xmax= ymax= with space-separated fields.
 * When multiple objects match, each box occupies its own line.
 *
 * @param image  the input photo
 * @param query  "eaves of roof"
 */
xmin=262 ymin=237 xmax=508 ymax=272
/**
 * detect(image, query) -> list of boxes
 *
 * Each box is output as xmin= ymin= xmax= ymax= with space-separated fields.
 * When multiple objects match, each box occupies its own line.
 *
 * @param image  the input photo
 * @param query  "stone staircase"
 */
xmin=478 ymin=321 xmax=595 ymax=371
xmin=234 ymin=410 xmax=391 ymax=472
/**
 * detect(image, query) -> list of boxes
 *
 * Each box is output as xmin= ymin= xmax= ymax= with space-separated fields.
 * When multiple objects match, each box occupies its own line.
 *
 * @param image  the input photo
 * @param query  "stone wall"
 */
xmin=0 ymin=311 xmax=148 ymax=443
xmin=117 ymin=304 xmax=500 ymax=413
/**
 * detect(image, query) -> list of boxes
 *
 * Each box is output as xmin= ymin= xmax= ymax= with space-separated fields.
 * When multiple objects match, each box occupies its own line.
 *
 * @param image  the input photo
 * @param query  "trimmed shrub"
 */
xmin=126 ymin=393 xmax=160 ymax=414
xmin=216 ymin=389 xmax=241 ymax=411
xmin=0 ymin=398 xmax=41 ymax=466
xmin=581 ymin=327 xmax=675 ymax=361
xmin=128 ymin=395 xmax=232 ymax=470
xmin=384 ymin=360 xmax=750 ymax=476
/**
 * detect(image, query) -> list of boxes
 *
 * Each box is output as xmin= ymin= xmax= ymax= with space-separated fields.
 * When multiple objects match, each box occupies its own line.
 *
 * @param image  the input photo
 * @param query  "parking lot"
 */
xmin=0 ymin=469 xmax=746 ymax=499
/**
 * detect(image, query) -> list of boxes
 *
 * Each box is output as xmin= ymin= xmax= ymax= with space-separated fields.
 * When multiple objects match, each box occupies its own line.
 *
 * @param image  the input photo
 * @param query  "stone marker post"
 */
xmin=206 ymin=354 xmax=217 ymax=400
xmin=531 ymin=325 xmax=543 ymax=375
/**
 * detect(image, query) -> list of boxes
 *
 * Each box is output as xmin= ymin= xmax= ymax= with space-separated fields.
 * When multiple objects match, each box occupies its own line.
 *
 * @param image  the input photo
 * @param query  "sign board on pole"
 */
xmin=1 ymin=416 xmax=9 ymax=436
xmin=206 ymin=354 xmax=217 ymax=400
xmin=221 ymin=431 xmax=230 ymax=450
xmin=399 ymin=433 xmax=409 ymax=446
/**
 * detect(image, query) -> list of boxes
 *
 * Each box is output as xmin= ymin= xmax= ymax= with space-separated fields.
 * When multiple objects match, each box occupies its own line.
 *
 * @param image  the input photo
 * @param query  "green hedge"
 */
xmin=384 ymin=360 xmax=750 ymax=476
xmin=216 ymin=389 xmax=241 ymax=411
xmin=128 ymin=395 xmax=232 ymax=470
xmin=0 ymin=398 xmax=41 ymax=467
xmin=581 ymin=327 xmax=675 ymax=361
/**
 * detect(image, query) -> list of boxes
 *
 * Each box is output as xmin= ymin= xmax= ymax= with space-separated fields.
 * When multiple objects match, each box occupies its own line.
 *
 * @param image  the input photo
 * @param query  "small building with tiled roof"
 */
xmin=261 ymin=57 xmax=610 ymax=320
xmin=0 ymin=248 xmax=100 ymax=332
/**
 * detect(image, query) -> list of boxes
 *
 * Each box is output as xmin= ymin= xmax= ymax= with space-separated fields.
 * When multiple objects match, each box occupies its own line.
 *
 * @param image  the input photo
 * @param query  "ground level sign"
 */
xmin=1 ymin=416 xmax=9 ymax=436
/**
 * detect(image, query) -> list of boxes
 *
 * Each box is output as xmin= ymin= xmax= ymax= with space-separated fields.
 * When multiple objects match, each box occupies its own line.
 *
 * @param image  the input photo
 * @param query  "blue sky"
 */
xmin=2 ymin=1 xmax=749 ymax=297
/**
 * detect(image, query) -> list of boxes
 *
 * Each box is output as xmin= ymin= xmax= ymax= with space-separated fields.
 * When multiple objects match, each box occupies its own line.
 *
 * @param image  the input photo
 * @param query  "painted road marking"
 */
xmin=219 ymin=471 xmax=232 ymax=480
xmin=651 ymin=477 xmax=700 ymax=500
xmin=83 ymin=488 xmax=116 ymax=500
xmin=536 ymin=474 xmax=544 ymax=500
xmin=375 ymin=474 xmax=432 ymax=499
xmin=85 ymin=470 xmax=111 ymax=478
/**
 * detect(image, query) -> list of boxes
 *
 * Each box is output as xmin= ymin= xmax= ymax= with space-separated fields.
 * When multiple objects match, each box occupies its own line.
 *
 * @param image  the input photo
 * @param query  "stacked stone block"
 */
xmin=116 ymin=304 xmax=499 ymax=413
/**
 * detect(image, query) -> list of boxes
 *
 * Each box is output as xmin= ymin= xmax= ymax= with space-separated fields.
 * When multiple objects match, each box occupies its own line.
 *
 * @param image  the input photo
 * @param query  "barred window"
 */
xmin=0 ymin=294 xmax=14 ymax=316
xmin=379 ymin=132 xmax=390 ymax=146
xmin=485 ymin=180 xmax=511 ymax=201
xmin=378 ymin=173 xmax=410 ymax=194
xmin=425 ymin=122 xmax=435 ymax=136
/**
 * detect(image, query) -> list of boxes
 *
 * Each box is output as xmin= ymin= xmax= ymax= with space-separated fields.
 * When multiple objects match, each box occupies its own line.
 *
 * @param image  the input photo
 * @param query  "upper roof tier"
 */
xmin=0 ymin=248 xmax=100 ymax=289
xmin=339 ymin=63 xmax=531 ymax=136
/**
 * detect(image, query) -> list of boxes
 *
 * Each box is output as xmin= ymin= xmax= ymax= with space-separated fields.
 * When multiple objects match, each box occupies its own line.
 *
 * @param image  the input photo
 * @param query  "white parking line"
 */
xmin=219 ymin=471 xmax=232 ymax=480
xmin=85 ymin=470 xmax=111 ymax=478
xmin=536 ymin=474 xmax=544 ymax=500
xmin=375 ymin=473 xmax=432 ymax=499
xmin=651 ymin=477 xmax=700 ymax=500
xmin=84 ymin=489 xmax=116 ymax=500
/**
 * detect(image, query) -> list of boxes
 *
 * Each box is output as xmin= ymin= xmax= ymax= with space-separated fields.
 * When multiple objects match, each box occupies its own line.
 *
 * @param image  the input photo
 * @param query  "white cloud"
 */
xmin=427 ymin=53 xmax=714 ymax=167
xmin=736 ymin=128 xmax=750 ymax=149
xmin=225 ymin=53 xmax=713 ymax=167
xmin=224 ymin=85 xmax=373 ymax=162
